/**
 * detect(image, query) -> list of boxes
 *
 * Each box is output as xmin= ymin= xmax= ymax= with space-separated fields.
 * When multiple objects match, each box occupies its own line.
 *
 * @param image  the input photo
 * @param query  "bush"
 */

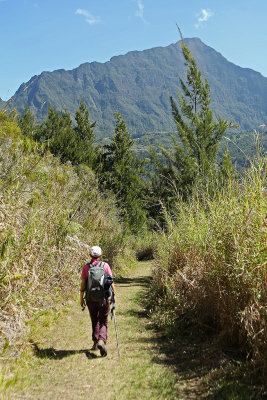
xmin=149 ymin=154 xmax=266 ymax=380
xmin=0 ymin=111 xmax=126 ymax=350
xmin=132 ymin=232 xmax=159 ymax=261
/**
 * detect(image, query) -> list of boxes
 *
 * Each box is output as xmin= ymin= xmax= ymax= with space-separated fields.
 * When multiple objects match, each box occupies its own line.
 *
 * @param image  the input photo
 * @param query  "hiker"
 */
xmin=80 ymin=246 xmax=115 ymax=357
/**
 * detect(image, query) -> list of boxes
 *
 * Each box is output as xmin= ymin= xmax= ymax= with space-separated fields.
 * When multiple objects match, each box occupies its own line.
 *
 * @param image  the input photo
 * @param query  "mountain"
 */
xmin=0 ymin=98 xmax=6 ymax=109
xmin=9 ymin=38 xmax=267 ymax=140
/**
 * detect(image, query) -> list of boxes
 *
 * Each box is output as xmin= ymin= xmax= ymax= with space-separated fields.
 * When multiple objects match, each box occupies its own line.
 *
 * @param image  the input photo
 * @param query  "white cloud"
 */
xmin=75 ymin=8 xmax=100 ymax=25
xmin=195 ymin=8 xmax=213 ymax=28
xmin=135 ymin=0 xmax=147 ymax=23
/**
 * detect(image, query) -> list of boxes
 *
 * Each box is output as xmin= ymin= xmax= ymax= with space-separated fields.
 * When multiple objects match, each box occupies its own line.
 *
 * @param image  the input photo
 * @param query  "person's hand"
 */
xmin=80 ymin=298 xmax=86 ymax=309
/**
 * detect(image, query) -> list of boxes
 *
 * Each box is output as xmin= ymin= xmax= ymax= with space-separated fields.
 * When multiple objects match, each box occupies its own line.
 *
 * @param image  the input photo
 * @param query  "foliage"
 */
xmin=33 ymin=105 xmax=78 ymax=164
xmin=131 ymin=232 xmax=158 ymax=261
xmin=148 ymin=151 xmax=266 ymax=382
xmin=18 ymin=105 xmax=36 ymax=138
xmin=218 ymin=143 xmax=237 ymax=184
xmin=170 ymin=41 xmax=232 ymax=176
xmin=101 ymin=112 xmax=147 ymax=233
xmin=0 ymin=110 xmax=126 ymax=350
xmin=148 ymin=38 xmax=234 ymax=218
xmin=18 ymin=106 xmax=147 ymax=233
xmin=74 ymin=100 xmax=102 ymax=169
xmin=21 ymin=101 xmax=101 ymax=168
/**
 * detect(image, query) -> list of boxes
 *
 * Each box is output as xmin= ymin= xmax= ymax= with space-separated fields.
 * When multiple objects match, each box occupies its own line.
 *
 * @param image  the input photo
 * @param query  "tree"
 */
xmin=74 ymin=100 xmax=101 ymax=168
xmin=149 ymin=32 xmax=233 ymax=213
xmin=35 ymin=106 xmax=78 ymax=164
xmin=26 ymin=101 xmax=102 ymax=170
xmin=74 ymin=100 xmax=96 ymax=142
xmin=102 ymin=112 xmax=147 ymax=232
xmin=170 ymin=40 xmax=231 ymax=177
xmin=18 ymin=105 xmax=35 ymax=138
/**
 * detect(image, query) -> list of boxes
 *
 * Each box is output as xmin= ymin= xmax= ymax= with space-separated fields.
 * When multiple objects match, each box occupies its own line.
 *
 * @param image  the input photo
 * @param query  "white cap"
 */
xmin=90 ymin=246 xmax=102 ymax=257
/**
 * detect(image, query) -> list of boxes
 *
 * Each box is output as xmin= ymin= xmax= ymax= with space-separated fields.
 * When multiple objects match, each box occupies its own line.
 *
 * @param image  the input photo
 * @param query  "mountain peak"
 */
xmin=9 ymin=39 xmax=267 ymax=135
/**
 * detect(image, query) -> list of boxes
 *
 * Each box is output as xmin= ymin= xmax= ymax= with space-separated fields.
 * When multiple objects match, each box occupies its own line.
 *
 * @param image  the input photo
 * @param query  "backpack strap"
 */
xmin=89 ymin=260 xmax=104 ymax=269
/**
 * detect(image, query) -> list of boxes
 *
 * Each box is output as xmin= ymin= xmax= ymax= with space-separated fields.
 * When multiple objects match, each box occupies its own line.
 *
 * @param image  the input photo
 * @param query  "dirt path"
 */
xmin=1 ymin=260 xmax=262 ymax=399
xmin=3 ymin=261 xmax=182 ymax=400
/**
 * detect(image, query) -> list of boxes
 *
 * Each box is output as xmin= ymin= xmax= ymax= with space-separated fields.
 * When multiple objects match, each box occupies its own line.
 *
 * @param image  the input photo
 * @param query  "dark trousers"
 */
xmin=87 ymin=299 xmax=110 ymax=344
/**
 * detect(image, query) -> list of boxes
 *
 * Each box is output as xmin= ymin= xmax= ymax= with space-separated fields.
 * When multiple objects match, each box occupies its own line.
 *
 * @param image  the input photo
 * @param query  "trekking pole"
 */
xmin=111 ymin=291 xmax=120 ymax=360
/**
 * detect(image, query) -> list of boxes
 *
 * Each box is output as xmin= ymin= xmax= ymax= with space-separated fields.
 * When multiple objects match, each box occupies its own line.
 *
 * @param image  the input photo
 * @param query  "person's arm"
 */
xmin=104 ymin=262 xmax=115 ymax=302
xmin=80 ymin=279 xmax=86 ymax=308
xmin=111 ymin=282 xmax=115 ymax=302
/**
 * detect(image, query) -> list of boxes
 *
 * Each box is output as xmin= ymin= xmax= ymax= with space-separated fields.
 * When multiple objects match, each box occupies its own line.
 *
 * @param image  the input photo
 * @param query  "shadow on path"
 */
xmin=134 ymin=300 xmax=263 ymax=399
xmin=31 ymin=343 xmax=98 ymax=360
xmin=115 ymin=275 xmax=152 ymax=288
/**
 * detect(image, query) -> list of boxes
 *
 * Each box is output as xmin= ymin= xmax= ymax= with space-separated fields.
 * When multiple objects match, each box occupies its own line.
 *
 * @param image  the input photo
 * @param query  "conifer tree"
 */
xmin=169 ymin=40 xmax=231 ymax=178
xmin=102 ymin=112 xmax=147 ymax=232
xmin=18 ymin=105 xmax=35 ymax=138
xmin=33 ymin=102 xmax=101 ymax=168
xmin=150 ymin=32 xmax=233 ymax=213
xmin=74 ymin=100 xmax=96 ymax=142
xmin=35 ymin=106 xmax=78 ymax=164
xmin=74 ymin=100 xmax=100 ymax=168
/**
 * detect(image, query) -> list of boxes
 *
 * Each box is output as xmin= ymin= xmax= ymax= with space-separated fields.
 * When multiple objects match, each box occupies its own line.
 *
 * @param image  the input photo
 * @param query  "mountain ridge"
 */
xmin=0 ymin=98 xmax=6 ymax=109
xmin=8 ymin=38 xmax=267 ymax=138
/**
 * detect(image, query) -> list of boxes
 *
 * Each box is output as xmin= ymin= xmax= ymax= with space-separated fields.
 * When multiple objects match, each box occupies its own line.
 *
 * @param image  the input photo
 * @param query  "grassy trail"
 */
xmin=2 ymin=261 xmax=182 ymax=400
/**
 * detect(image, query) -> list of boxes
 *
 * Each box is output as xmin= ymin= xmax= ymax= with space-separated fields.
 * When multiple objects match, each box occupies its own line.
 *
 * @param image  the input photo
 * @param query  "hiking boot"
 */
xmin=91 ymin=341 xmax=98 ymax=351
xmin=97 ymin=339 xmax=107 ymax=357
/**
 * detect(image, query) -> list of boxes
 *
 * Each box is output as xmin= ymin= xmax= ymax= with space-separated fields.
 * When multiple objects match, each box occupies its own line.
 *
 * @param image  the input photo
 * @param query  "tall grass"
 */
xmin=0 ymin=111 xmax=126 ymax=350
xmin=149 ymin=154 xmax=266 ymax=379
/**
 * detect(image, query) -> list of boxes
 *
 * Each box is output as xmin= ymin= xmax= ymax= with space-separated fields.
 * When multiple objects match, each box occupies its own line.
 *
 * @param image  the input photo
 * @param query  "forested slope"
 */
xmin=9 ymin=38 xmax=267 ymax=136
xmin=0 ymin=98 xmax=6 ymax=109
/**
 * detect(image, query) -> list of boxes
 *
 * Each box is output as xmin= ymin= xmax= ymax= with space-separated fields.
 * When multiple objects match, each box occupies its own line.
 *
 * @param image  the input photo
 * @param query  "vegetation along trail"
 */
xmin=3 ymin=261 xmax=184 ymax=400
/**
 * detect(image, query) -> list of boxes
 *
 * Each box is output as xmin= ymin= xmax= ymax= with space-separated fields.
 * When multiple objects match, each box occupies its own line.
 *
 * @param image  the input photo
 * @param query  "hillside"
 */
xmin=9 ymin=38 xmax=267 ymax=139
xmin=0 ymin=110 xmax=126 ymax=353
xmin=0 ymin=98 xmax=6 ymax=109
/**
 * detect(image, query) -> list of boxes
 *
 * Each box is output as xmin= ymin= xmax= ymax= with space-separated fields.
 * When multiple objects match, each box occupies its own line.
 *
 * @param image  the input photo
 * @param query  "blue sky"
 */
xmin=0 ymin=0 xmax=266 ymax=100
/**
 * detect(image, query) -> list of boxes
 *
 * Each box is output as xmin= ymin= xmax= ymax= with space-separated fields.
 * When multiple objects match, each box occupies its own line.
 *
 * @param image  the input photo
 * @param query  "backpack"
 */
xmin=86 ymin=261 xmax=113 ymax=303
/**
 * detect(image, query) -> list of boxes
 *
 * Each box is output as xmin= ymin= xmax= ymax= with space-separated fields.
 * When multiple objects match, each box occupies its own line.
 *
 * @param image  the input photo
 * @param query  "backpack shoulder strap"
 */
xmin=89 ymin=260 xmax=104 ymax=268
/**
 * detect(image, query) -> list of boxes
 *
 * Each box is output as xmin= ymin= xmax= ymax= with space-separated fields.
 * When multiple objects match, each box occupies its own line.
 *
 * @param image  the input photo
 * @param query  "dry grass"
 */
xmin=149 ymin=154 xmax=266 ymax=385
xmin=0 ymin=111 xmax=127 ymax=351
